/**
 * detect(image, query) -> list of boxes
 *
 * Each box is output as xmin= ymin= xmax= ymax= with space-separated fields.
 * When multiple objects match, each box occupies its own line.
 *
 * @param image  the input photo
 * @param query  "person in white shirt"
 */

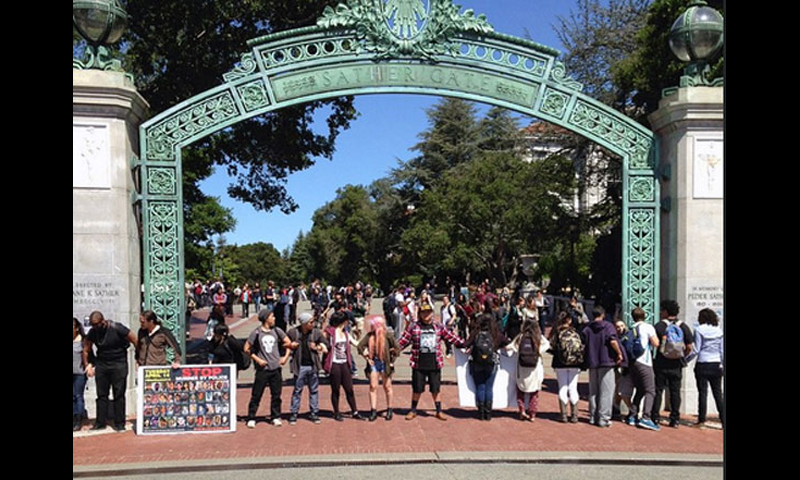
xmin=627 ymin=307 xmax=660 ymax=430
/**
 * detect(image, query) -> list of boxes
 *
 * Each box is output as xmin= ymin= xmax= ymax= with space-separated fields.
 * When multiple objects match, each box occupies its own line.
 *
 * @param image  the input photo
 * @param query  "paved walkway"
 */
xmin=73 ymin=302 xmax=723 ymax=473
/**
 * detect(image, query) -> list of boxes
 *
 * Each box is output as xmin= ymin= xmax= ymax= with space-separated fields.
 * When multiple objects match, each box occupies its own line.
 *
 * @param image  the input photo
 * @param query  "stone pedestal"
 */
xmin=649 ymin=86 xmax=723 ymax=418
xmin=73 ymin=70 xmax=149 ymax=421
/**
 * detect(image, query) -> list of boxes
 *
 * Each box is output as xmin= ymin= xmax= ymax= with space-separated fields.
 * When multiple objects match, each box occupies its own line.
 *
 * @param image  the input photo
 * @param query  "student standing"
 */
xmin=285 ymin=312 xmax=327 ymax=425
xmin=507 ymin=320 xmax=550 ymax=422
xmin=581 ymin=305 xmax=625 ymax=428
xmin=244 ymin=309 xmax=291 ymax=428
xmin=357 ymin=315 xmax=398 ymax=421
xmin=396 ymin=304 xmax=465 ymax=421
xmin=323 ymin=311 xmax=362 ymax=421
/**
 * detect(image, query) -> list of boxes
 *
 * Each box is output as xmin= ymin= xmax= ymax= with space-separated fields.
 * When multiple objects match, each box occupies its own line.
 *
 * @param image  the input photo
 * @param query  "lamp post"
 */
xmin=73 ymin=0 xmax=128 ymax=72
xmin=663 ymin=1 xmax=724 ymax=96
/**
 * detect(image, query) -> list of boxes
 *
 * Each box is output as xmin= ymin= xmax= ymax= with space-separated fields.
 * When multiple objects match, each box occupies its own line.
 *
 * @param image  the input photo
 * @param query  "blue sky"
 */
xmin=199 ymin=0 xmax=580 ymax=252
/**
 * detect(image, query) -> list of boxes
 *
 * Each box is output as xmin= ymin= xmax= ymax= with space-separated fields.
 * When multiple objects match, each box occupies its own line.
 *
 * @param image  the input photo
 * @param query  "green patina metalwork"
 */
xmin=138 ymin=0 xmax=660 ymax=356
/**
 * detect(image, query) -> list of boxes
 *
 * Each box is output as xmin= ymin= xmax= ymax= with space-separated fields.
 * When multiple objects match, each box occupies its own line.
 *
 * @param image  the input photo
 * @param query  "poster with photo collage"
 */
xmin=136 ymin=365 xmax=236 ymax=435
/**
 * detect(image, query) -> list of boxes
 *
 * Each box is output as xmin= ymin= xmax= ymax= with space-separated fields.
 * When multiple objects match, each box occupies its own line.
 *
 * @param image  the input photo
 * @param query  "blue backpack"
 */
xmin=661 ymin=322 xmax=686 ymax=360
xmin=623 ymin=325 xmax=646 ymax=361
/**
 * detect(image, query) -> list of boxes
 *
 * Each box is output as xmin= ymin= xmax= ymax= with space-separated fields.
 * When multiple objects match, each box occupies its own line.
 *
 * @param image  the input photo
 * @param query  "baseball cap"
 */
xmin=419 ymin=304 xmax=433 ymax=314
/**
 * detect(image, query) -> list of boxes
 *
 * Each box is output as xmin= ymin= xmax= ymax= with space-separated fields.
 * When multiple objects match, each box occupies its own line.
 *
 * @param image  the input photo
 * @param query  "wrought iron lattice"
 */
xmin=139 ymin=0 xmax=661 ymax=355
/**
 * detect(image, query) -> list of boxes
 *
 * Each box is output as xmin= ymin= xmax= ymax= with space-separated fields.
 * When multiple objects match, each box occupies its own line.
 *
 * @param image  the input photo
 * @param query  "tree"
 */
xmin=613 ymin=0 xmax=724 ymax=123
xmin=79 ymin=1 xmax=360 ymax=275
xmin=305 ymin=185 xmax=379 ymax=286
xmin=222 ymin=242 xmax=287 ymax=287
xmin=555 ymin=0 xmax=652 ymax=110
xmin=392 ymin=98 xmax=479 ymax=204
xmin=403 ymin=151 xmax=577 ymax=287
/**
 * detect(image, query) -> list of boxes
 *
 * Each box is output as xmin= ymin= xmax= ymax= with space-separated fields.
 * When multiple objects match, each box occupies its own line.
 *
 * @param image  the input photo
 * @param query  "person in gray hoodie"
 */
xmin=581 ymin=305 xmax=625 ymax=428
xmin=687 ymin=308 xmax=724 ymax=428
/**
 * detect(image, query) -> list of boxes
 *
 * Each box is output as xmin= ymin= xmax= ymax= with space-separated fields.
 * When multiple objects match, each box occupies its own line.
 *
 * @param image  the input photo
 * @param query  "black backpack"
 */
xmin=472 ymin=331 xmax=495 ymax=366
xmin=518 ymin=333 xmax=539 ymax=368
xmin=224 ymin=335 xmax=251 ymax=371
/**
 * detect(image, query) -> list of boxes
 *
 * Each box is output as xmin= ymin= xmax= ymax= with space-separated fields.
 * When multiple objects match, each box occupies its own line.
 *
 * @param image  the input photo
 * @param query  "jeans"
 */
xmin=290 ymin=366 xmax=320 ymax=415
xmin=73 ymin=374 xmax=87 ymax=416
xmin=652 ymin=367 xmax=683 ymax=423
xmin=470 ymin=364 xmax=498 ymax=405
xmin=588 ymin=367 xmax=615 ymax=425
xmin=95 ymin=361 xmax=128 ymax=428
xmin=249 ymin=368 xmax=283 ymax=421
xmin=695 ymin=362 xmax=724 ymax=425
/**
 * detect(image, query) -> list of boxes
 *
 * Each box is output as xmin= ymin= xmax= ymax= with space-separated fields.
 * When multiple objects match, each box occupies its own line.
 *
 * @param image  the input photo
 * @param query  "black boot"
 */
xmin=477 ymin=403 xmax=485 ymax=420
xmin=73 ymin=414 xmax=82 ymax=432
xmin=486 ymin=401 xmax=493 ymax=421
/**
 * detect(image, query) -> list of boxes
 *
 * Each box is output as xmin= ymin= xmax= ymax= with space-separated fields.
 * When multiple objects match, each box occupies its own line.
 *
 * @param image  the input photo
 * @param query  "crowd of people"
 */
xmin=74 ymin=282 xmax=723 ymax=433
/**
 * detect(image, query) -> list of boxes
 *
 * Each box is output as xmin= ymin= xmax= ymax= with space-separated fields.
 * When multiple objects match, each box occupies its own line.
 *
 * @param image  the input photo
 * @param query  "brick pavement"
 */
xmin=73 ymin=306 xmax=723 ymax=467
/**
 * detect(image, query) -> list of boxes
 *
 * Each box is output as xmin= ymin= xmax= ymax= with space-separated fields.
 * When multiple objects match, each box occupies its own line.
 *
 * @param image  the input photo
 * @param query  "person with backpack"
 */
xmin=623 ymin=308 xmax=660 ymax=430
xmin=581 ymin=305 xmax=625 ymax=428
xmin=548 ymin=311 xmax=584 ymax=423
xmin=464 ymin=313 xmax=508 ymax=421
xmin=396 ymin=303 xmax=465 ymax=421
xmin=207 ymin=324 xmax=249 ymax=377
xmin=284 ymin=312 xmax=327 ymax=425
xmin=244 ymin=309 xmax=292 ymax=428
xmin=506 ymin=320 xmax=550 ymax=422
xmin=651 ymin=300 xmax=694 ymax=428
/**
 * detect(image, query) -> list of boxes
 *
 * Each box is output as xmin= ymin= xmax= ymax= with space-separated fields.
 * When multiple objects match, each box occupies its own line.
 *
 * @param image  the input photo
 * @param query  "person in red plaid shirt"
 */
xmin=396 ymin=303 xmax=465 ymax=421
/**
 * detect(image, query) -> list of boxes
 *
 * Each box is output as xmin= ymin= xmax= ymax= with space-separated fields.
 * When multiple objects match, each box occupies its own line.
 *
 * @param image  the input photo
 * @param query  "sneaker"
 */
xmin=434 ymin=412 xmax=448 ymax=421
xmin=89 ymin=424 xmax=107 ymax=431
xmin=638 ymin=418 xmax=661 ymax=431
xmin=289 ymin=414 xmax=297 ymax=426
xmin=310 ymin=413 xmax=321 ymax=424
xmin=385 ymin=409 xmax=393 ymax=421
xmin=247 ymin=420 xmax=256 ymax=429
xmin=352 ymin=412 xmax=363 ymax=421
xmin=272 ymin=418 xmax=283 ymax=427
xmin=626 ymin=415 xmax=638 ymax=427
xmin=112 ymin=424 xmax=126 ymax=432
xmin=669 ymin=419 xmax=679 ymax=428
xmin=405 ymin=411 xmax=417 ymax=421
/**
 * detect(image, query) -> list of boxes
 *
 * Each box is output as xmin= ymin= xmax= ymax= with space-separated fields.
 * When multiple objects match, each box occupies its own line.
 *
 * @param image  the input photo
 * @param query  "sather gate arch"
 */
xmin=139 ymin=0 xmax=659 ymax=352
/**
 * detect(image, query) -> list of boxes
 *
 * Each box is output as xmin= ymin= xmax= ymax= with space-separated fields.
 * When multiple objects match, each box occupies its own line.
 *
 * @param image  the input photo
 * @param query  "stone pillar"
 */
xmin=73 ymin=70 xmax=149 ymax=421
xmin=649 ymin=86 xmax=723 ymax=418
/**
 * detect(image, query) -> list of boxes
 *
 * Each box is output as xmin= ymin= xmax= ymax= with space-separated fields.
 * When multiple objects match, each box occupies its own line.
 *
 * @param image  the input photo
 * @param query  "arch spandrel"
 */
xmin=139 ymin=0 xmax=660 ymax=350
